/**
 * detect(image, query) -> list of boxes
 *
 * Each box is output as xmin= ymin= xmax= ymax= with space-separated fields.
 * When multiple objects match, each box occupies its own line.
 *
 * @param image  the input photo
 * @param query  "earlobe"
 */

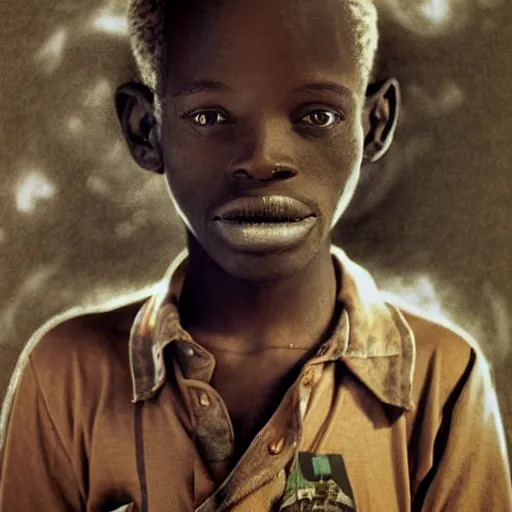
xmin=362 ymin=77 xmax=400 ymax=165
xmin=114 ymin=82 xmax=164 ymax=174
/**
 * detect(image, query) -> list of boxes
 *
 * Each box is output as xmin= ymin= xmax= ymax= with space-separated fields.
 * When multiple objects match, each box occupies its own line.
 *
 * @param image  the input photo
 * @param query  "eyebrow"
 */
xmin=171 ymin=79 xmax=232 ymax=98
xmin=171 ymin=78 xmax=354 ymax=99
xmin=293 ymin=81 xmax=354 ymax=98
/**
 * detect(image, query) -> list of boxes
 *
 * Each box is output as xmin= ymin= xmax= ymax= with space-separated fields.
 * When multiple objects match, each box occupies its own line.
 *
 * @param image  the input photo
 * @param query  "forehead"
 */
xmin=165 ymin=0 xmax=364 ymax=94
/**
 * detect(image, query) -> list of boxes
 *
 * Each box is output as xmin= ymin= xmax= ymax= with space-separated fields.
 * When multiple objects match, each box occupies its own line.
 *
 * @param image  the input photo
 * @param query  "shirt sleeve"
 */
xmin=413 ymin=349 xmax=512 ymax=511
xmin=0 ymin=357 xmax=83 ymax=511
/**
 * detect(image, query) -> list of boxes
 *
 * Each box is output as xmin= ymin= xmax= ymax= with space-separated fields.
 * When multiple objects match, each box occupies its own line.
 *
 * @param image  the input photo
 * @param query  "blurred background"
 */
xmin=0 ymin=0 xmax=510 ymax=456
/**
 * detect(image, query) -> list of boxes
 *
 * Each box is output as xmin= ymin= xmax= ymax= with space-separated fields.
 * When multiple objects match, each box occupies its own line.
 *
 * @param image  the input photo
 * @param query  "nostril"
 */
xmin=272 ymin=168 xmax=296 ymax=180
xmin=259 ymin=166 xmax=297 ymax=182
xmin=231 ymin=165 xmax=297 ymax=182
xmin=233 ymin=169 xmax=253 ymax=180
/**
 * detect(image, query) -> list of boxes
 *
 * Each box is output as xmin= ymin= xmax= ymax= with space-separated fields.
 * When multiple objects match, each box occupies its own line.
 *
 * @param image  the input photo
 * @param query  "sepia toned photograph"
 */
xmin=0 ymin=0 xmax=511 ymax=510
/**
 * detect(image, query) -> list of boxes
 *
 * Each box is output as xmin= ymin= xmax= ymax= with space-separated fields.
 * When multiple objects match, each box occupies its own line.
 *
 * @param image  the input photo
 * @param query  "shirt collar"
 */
xmin=330 ymin=246 xmax=416 ymax=410
xmin=129 ymin=246 xmax=416 ymax=411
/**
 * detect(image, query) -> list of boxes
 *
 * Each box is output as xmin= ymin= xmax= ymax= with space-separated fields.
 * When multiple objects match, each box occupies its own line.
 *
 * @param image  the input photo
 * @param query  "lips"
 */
xmin=212 ymin=196 xmax=315 ymax=223
xmin=211 ymin=196 xmax=318 ymax=253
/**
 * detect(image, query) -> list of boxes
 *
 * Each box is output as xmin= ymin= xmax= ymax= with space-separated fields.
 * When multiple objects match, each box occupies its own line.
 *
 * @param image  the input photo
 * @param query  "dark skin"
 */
xmin=116 ymin=0 xmax=399 ymax=459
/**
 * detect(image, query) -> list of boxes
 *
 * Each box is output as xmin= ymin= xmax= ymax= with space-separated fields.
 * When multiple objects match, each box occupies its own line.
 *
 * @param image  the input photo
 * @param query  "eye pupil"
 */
xmin=198 ymin=113 xmax=213 ymax=126
xmin=312 ymin=112 xmax=330 ymax=125
xmin=300 ymin=110 xmax=338 ymax=128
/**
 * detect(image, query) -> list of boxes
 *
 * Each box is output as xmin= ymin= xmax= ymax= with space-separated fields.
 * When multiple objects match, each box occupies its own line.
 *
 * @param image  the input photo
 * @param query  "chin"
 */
xmin=223 ymin=254 xmax=308 ymax=282
xmin=207 ymin=233 xmax=327 ymax=283
xmin=186 ymin=213 xmax=331 ymax=282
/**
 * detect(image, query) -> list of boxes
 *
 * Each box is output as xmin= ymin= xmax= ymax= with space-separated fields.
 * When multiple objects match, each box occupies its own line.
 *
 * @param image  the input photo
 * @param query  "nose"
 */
xmin=228 ymin=118 xmax=298 ymax=182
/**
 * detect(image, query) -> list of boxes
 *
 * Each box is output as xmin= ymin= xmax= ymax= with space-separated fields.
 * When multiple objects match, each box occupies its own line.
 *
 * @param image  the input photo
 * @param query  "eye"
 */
xmin=299 ymin=110 xmax=340 ymax=128
xmin=188 ymin=110 xmax=229 ymax=127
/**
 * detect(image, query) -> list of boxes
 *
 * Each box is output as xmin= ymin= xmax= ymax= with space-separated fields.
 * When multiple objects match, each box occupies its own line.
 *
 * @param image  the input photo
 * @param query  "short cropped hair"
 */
xmin=127 ymin=0 xmax=378 ymax=117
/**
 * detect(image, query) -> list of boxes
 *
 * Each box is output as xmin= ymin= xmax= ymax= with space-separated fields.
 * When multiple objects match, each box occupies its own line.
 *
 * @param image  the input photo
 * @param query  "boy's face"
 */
xmin=161 ymin=0 xmax=369 ymax=280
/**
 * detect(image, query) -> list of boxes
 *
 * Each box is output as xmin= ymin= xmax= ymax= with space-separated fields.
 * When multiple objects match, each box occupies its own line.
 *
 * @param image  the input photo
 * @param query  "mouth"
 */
xmin=212 ymin=196 xmax=316 ymax=223
xmin=211 ymin=196 xmax=318 ymax=253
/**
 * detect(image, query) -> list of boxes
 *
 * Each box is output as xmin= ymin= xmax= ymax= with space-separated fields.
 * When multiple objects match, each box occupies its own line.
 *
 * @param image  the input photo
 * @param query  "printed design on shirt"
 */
xmin=278 ymin=452 xmax=356 ymax=511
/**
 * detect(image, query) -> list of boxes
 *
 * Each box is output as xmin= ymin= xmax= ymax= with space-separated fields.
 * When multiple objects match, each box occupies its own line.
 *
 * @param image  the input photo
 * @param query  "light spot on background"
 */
xmin=422 ymin=0 xmax=450 ymax=22
xmin=115 ymin=211 xmax=150 ymax=239
xmin=381 ymin=272 xmax=511 ymax=360
xmin=378 ymin=0 xmax=465 ymax=35
xmin=383 ymin=274 xmax=445 ymax=318
xmin=438 ymin=82 xmax=465 ymax=112
xmin=92 ymin=14 xmax=128 ymax=36
xmin=83 ymin=78 xmax=112 ymax=108
xmin=35 ymin=28 xmax=68 ymax=74
xmin=407 ymin=82 xmax=465 ymax=118
xmin=68 ymin=116 xmax=85 ymax=136
xmin=15 ymin=172 xmax=57 ymax=214
xmin=116 ymin=222 xmax=136 ymax=238
xmin=87 ymin=175 xmax=111 ymax=196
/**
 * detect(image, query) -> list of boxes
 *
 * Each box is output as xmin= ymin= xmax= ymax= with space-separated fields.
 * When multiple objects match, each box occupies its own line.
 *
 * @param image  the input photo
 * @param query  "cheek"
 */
xmin=163 ymin=167 xmax=198 ymax=235
xmin=162 ymin=115 xmax=230 ymax=183
xmin=163 ymin=156 xmax=210 ymax=229
xmin=318 ymin=124 xmax=364 ymax=186
xmin=160 ymin=133 xmax=202 ymax=225
xmin=321 ymin=123 xmax=365 ymax=225
xmin=160 ymin=126 xmax=231 ymax=231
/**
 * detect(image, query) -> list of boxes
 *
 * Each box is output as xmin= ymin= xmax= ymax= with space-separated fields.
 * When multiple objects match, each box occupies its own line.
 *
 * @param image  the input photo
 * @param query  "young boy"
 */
xmin=1 ymin=0 xmax=510 ymax=510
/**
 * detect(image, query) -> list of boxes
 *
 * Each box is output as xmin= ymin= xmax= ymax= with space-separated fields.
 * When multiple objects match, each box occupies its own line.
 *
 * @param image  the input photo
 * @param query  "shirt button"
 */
xmin=302 ymin=368 xmax=314 ymax=386
xmin=268 ymin=437 xmax=285 ymax=455
xmin=199 ymin=392 xmax=210 ymax=407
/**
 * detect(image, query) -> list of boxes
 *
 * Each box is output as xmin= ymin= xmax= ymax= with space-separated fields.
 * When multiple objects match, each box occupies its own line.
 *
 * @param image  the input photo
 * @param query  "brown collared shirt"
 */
xmin=1 ymin=246 xmax=510 ymax=511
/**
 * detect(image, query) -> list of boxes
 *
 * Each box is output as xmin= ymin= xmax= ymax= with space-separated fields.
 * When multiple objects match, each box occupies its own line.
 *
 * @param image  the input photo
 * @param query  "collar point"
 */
xmin=131 ymin=388 xmax=156 ymax=403
xmin=404 ymin=399 xmax=416 ymax=413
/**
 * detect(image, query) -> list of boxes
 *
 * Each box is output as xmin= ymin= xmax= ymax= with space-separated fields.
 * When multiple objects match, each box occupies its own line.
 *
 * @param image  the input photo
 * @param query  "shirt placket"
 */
xmin=195 ymin=354 xmax=340 ymax=511
xmin=169 ymin=312 xmax=349 ymax=511
xmin=195 ymin=388 xmax=301 ymax=512
xmin=172 ymin=341 xmax=236 ymax=500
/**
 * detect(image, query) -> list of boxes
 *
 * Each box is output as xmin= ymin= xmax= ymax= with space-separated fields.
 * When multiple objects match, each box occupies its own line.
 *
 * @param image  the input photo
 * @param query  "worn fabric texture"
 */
xmin=1 ymin=247 xmax=510 ymax=511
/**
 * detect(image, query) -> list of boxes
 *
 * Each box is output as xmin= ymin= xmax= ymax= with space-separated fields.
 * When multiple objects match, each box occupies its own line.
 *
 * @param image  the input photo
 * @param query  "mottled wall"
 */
xmin=0 ymin=0 xmax=511 ymax=454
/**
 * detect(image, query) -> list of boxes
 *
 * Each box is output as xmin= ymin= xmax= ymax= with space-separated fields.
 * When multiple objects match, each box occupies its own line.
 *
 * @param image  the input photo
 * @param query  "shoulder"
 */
xmin=390 ymin=302 xmax=487 ymax=411
xmin=11 ymin=295 xmax=149 ymax=412
xmin=32 ymin=300 xmax=143 ymax=366
xmin=0 ymin=295 xmax=153 ymax=485
xmin=401 ymin=309 xmax=475 ymax=363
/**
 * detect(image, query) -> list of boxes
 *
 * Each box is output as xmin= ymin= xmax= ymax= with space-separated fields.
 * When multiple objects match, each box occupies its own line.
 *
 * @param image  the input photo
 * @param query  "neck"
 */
xmin=178 ymin=235 xmax=339 ymax=353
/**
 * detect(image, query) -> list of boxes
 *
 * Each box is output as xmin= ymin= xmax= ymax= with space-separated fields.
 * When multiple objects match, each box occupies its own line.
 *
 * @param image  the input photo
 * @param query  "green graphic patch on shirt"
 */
xmin=278 ymin=452 xmax=356 ymax=511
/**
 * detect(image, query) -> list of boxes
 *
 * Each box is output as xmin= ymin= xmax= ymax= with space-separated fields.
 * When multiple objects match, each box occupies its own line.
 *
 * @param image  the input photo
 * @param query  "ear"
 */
xmin=114 ymin=82 xmax=164 ymax=174
xmin=362 ymin=77 xmax=401 ymax=165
